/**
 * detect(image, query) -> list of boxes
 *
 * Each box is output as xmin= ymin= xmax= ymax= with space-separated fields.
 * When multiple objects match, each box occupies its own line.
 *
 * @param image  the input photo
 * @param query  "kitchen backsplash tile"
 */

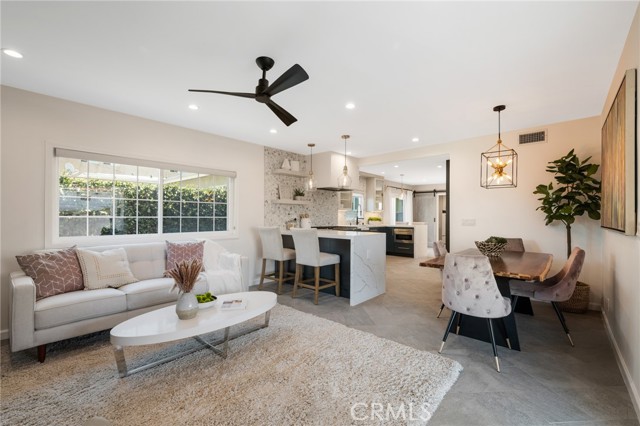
xmin=264 ymin=147 xmax=339 ymax=228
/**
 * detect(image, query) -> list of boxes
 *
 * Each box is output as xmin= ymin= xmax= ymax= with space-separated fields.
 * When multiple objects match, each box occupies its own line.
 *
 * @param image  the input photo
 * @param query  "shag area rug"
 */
xmin=1 ymin=304 xmax=461 ymax=426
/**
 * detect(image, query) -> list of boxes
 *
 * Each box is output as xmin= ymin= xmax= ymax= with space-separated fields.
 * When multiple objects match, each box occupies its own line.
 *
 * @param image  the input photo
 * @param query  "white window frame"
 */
xmin=45 ymin=143 xmax=238 ymax=248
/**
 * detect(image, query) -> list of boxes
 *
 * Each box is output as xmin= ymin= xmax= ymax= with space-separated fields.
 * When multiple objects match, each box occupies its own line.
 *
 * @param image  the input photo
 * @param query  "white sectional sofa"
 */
xmin=10 ymin=241 xmax=249 ymax=362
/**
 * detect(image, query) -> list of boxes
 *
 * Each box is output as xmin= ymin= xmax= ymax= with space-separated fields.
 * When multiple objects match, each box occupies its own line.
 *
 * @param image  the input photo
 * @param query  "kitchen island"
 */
xmin=281 ymin=230 xmax=386 ymax=306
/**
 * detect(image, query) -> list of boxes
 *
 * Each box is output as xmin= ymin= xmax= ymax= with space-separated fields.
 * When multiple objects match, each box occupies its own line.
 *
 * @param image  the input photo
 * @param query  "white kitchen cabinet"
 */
xmin=339 ymin=191 xmax=352 ymax=209
xmin=365 ymin=177 xmax=384 ymax=212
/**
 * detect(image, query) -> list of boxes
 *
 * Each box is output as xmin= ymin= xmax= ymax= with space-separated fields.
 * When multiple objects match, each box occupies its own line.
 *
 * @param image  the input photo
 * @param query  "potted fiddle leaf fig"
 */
xmin=533 ymin=149 xmax=601 ymax=312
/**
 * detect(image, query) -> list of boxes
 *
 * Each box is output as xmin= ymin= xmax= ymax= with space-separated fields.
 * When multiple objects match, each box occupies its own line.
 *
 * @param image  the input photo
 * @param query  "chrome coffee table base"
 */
xmin=113 ymin=311 xmax=271 ymax=378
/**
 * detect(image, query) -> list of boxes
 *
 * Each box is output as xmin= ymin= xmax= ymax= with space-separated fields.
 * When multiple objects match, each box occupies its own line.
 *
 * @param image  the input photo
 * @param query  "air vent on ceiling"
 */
xmin=519 ymin=130 xmax=547 ymax=145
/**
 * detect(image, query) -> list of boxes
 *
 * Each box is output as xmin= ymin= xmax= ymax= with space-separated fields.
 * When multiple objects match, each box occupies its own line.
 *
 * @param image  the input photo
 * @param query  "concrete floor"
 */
xmin=274 ymin=255 xmax=640 ymax=426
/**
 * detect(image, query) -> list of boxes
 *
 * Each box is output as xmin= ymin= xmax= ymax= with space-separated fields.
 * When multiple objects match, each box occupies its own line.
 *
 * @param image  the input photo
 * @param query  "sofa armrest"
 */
xmin=9 ymin=271 xmax=37 ymax=352
xmin=239 ymin=256 xmax=250 ymax=292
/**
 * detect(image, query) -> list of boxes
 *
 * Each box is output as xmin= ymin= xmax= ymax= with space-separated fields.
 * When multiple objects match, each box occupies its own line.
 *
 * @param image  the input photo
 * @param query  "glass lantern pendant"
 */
xmin=337 ymin=134 xmax=352 ymax=188
xmin=306 ymin=143 xmax=316 ymax=191
xmin=481 ymin=105 xmax=518 ymax=189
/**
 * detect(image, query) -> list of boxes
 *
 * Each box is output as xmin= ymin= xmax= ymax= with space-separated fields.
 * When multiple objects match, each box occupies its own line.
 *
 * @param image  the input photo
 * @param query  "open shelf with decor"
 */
xmin=273 ymin=169 xmax=306 ymax=177
xmin=272 ymin=199 xmax=310 ymax=205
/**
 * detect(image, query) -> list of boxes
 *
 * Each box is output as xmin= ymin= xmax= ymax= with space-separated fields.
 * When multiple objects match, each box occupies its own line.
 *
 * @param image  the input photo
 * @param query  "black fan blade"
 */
xmin=266 ymin=100 xmax=297 ymax=126
xmin=264 ymin=64 xmax=309 ymax=97
xmin=188 ymin=89 xmax=255 ymax=99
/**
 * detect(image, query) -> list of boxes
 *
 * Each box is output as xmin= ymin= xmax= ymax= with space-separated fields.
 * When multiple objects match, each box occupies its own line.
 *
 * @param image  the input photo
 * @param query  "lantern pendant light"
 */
xmin=337 ymin=134 xmax=352 ymax=189
xmin=306 ymin=143 xmax=316 ymax=191
xmin=481 ymin=105 xmax=518 ymax=189
xmin=399 ymin=174 xmax=406 ymax=200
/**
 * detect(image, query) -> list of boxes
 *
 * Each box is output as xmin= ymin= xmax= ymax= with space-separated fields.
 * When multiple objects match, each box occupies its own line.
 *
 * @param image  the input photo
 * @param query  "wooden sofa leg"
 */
xmin=37 ymin=344 xmax=46 ymax=363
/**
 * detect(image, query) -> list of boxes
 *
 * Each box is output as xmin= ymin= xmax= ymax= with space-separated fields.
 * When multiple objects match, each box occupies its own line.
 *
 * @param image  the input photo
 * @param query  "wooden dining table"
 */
xmin=420 ymin=249 xmax=553 ymax=351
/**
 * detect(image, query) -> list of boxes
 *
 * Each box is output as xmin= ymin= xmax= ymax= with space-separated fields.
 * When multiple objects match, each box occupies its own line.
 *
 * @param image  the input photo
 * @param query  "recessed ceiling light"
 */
xmin=2 ymin=49 xmax=23 ymax=58
xmin=345 ymin=102 xmax=355 ymax=110
xmin=270 ymin=129 xmax=277 ymax=134
xmin=393 ymin=165 xmax=399 ymax=168
xmin=412 ymin=137 xmax=419 ymax=142
xmin=188 ymin=104 xmax=199 ymax=111
xmin=437 ymin=165 xmax=443 ymax=168
xmin=381 ymin=171 xmax=385 ymax=174
xmin=347 ymin=151 xmax=352 ymax=155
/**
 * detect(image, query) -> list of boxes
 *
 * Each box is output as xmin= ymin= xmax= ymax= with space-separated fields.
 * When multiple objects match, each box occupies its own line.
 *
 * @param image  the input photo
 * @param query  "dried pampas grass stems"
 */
xmin=167 ymin=259 xmax=202 ymax=293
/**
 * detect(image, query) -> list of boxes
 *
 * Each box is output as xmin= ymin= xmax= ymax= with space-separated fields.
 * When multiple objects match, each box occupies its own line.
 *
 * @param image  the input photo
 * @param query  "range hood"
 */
xmin=311 ymin=152 xmax=360 ymax=191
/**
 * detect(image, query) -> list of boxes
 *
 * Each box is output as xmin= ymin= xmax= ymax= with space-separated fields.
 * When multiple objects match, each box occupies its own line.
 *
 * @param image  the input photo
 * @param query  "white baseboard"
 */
xmin=602 ymin=311 xmax=640 ymax=420
xmin=1 ymin=328 xmax=9 ymax=341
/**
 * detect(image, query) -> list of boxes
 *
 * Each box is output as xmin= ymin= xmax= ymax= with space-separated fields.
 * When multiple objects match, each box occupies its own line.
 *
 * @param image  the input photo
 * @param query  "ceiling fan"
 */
xmin=189 ymin=56 xmax=309 ymax=127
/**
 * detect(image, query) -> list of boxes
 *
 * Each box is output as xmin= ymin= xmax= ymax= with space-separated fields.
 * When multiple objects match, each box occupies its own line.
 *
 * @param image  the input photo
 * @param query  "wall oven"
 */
xmin=393 ymin=228 xmax=414 ymax=244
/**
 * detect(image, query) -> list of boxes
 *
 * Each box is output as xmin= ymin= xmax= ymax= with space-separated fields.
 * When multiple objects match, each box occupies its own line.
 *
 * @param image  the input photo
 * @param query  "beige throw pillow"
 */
xmin=76 ymin=248 xmax=138 ymax=290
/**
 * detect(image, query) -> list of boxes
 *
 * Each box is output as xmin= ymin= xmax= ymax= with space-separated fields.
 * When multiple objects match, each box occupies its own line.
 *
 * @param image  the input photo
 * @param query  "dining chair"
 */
xmin=504 ymin=238 xmax=525 ymax=252
xmin=510 ymin=247 xmax=585 ymax=347
xmin=257 ymin=227 xmax=296 ymax=294
xmin=290 ymin=229 xmax=340 ymax=305
xmin=433 ymin=241 xmax=448 ymax=318
xmin=439 ymin=254 xmax=512 ymax=372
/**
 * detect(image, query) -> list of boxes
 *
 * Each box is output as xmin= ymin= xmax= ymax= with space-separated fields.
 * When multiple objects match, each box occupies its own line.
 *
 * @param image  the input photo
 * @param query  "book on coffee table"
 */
xmin=220 ymin=299 xmax=247 ymax=310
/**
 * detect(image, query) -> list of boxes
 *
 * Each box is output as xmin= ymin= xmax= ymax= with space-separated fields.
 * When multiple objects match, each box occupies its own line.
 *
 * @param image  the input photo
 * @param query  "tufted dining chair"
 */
xmin=433 ymin=241 xmax=448 ymax=318
xmin=258 ymin=227 xmax=296 ymax=294
xmin=504 ymin=238 xmax=525 ymax=252
xmin=510 ymin=247 xmax=585 ymax=347
xmin=438 ymin=254 xmax=512 ymax=372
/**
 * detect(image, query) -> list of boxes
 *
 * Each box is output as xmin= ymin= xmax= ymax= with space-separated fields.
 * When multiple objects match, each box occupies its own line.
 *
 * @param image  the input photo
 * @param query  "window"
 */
xmin=55 ymin=149 xmax=235 ymax=239
xmin=352 ymin=193 xmax=364 ymax=219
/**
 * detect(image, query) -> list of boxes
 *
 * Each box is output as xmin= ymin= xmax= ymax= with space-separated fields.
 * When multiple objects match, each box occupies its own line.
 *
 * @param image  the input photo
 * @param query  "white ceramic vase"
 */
xmin=175 ymin=291 xmax=198 ymax=320
xmin=301 ymin=218 xmax=311 ymax=229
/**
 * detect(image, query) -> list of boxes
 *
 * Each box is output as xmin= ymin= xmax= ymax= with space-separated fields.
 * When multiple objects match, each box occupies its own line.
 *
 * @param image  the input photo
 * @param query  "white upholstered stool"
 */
xmin=290 ymin=229 xmax=340 ymax=305
xmin=258 ymin=227 xmax=296 ymax=294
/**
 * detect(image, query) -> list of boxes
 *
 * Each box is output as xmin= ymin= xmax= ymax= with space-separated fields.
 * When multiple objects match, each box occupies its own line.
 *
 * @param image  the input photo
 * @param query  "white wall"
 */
xmin=0 ymin=86 xmax=265 ymax=335
xmin=599 ymin=5 xmax=640 ymax=417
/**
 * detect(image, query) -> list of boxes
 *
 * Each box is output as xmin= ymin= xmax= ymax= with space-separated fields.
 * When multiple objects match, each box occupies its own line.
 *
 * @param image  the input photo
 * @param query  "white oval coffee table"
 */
xmin=110 ymin=291 xmax=276 ymax=377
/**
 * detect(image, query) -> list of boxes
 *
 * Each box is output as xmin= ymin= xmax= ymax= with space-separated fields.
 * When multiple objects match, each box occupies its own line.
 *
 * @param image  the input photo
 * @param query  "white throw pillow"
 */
xmin=76 ymin=248 xmax=138 ymax=290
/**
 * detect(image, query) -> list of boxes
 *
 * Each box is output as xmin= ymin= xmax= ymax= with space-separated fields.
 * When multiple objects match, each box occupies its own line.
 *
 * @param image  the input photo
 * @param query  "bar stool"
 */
xmin=290 ymin=229 xmax=340 ymax=305
xmin=257 ymin=227 xmax=296 ymax=294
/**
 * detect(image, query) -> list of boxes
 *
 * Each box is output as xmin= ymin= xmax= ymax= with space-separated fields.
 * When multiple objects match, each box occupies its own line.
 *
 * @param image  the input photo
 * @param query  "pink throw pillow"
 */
xmin=165 ymin=241 xmax=205 ymax=271
xmin=16 ymin=247 xmax=84 ymax=299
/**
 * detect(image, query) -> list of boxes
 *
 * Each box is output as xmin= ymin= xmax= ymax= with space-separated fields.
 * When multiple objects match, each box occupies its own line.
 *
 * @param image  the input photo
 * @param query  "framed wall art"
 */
xmin=601 ymin=68 xmax=637 ymax=235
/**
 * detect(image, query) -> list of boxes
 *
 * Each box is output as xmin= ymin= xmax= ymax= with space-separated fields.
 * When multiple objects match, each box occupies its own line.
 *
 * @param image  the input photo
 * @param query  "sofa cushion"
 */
xmin=16 ymin=247 xmax=84 ymax=299
xmin=118 ymin=275 xmax=208 ymax=310
xmin=76 ymin=248 xmax=138 ymax=290
xmin=35 ymin=288 xmax=126 ymax=330
xmin=165 ymin=241 xmax=204 ymax=271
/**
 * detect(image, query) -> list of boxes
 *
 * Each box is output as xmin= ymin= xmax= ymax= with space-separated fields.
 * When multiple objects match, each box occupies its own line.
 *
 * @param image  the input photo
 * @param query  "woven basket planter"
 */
xmin=558 ymin=281 xmax=590 ymax=313
xmin=475 ymin=241 xmax=507 ymax=257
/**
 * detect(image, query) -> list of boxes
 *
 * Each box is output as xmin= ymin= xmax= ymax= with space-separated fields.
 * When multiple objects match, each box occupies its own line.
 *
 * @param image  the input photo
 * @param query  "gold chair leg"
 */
xmin=314 ymin=267 xmax=320 ymax=305
xmin=258 ymin=259 xmax=267 ymax=290
xmin=335 ymin=263 xmax=340 ymax=297
xmin=292 ymin=264 xmax=300 ymax=298
xmin=277 ymin=261 xmax=285 ymax=295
